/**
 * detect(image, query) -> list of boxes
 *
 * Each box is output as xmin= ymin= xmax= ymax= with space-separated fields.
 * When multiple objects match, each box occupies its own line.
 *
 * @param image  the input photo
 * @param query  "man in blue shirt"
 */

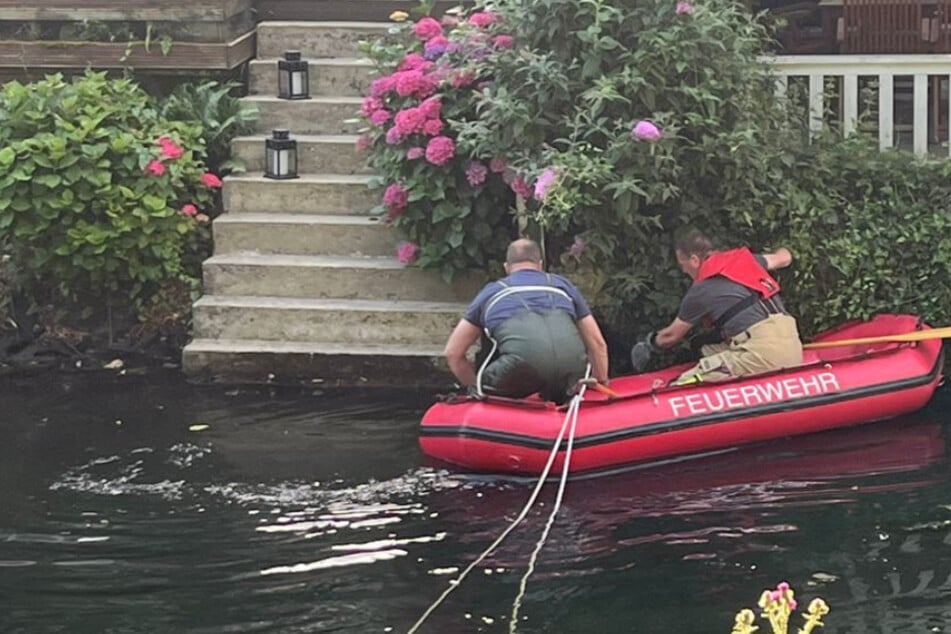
xmin=443 ymin=238 xmax=609 ymax=403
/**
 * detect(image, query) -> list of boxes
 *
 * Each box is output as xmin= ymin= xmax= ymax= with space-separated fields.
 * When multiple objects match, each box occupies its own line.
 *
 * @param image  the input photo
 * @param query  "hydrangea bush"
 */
xmin=0 ymin=71 xmax=222 ymax=329
xmin=359 ymin=8 xmax=520 ymax=280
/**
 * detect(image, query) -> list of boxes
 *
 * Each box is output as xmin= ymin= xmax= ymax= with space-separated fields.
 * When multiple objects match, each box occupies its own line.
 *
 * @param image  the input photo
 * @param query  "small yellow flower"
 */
xmin=389 ymin=10 xmax=409 ymax=22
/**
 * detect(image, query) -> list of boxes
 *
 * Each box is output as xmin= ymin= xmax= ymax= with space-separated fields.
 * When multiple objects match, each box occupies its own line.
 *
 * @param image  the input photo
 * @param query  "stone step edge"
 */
xmin=250 ymin=57 xmax=373 ymax=66
xmin=184 ymin=338 xmax=444 ymax=356
xmin=257 ymin=20 xmax=393 ymax=29
xmin=232 ymin=133 xmax=361 ymax=144
xmin=194 ymin=294 xmax=465 ymax=312
xmin=244 ymin=95 xmax=363 ymax=105
xmin=213 ymin=212 xmax=384 ymax=225
xmin=225 ymin=173 xmax=374 ymax=185
xmin=204 ymin=253 xmax=403 ymax=268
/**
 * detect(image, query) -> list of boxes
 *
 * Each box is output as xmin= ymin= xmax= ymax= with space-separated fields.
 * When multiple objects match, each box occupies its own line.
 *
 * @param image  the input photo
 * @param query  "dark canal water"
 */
xmin=3 ymin=371 xmax=951 ymax=633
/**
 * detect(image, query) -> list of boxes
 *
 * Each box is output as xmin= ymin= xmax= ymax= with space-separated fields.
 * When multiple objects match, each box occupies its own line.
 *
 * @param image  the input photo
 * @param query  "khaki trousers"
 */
xmin=675 ymin=313 xmax=803 ymax=384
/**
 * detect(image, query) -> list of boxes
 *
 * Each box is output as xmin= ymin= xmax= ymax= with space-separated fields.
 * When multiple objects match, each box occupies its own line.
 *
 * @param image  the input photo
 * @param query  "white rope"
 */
xmin=508 ymin=383 xmax=584 ymax=633
xmin=405 ymin=377 xmax=587 ymax=634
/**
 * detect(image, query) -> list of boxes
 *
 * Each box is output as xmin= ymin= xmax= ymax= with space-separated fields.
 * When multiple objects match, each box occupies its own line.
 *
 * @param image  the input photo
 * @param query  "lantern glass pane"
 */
xmin=278 ymin=70 xmax=289 ymax=98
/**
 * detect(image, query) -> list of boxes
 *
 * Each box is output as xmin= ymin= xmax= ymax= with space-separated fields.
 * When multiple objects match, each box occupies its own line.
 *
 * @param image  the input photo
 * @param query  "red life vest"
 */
xmin=696 ymin=247 xmax=781 ymax=298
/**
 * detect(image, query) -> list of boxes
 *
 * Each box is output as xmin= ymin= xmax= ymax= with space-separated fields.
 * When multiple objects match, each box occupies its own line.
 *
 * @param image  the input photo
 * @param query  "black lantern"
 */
xmin=264 ymin=129 xmax=299 ymax=180
xmin=277 ymin=50 xmax=310 ymax=100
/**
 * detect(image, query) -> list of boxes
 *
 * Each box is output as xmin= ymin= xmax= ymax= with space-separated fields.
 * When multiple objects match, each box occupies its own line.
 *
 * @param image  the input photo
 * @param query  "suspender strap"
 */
xmin=713 ymin=291 xmax=785 ymax=333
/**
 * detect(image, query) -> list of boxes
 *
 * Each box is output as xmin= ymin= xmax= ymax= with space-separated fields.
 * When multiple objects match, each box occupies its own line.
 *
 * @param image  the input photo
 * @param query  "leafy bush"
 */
xmin=360 ymin=10 xmax=519 ymax=279
xmin=159 ymin=80 xmax=258 ymax=175
xmin=0 ymin=71 xmax=222 ymax=323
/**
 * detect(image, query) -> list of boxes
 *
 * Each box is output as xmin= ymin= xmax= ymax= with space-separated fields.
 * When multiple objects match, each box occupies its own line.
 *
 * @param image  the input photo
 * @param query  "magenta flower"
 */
xmin=398 ymin=52 xmax=433 ymax=72
xmin=422 ymin=118 xmax=444 ymax=136
xmin=406 ymin=147 xmax=425 ymax=159
xmin=534 ymin=169 xmax=557 ymax=200
xmin=385 ymin=127 xmax=404 ymax=145
xmin=201 ymin=172 xmax=223 ymax=188
xmin=451 ymin=69 xmax=476 ymax=88
xmin=413 ymin=17 xmax=443 ymax=40
xmin=676 ymin=1 xmax=693 ymax=13
xmin=383 ymin=182 xmax=408 ymax=212
xmin=420 ymin=97 xmax=442 ymax=120
xmin=369 ymin=75 xmax=396 ymax=97
xmin=424 ymin=136 xmax=456 ymax=165
xmin=361 ymin=96 xmax=384 ymax=117
xmin=355 ymin=135 xmax=373 ymax=152
xmin=466 ymin=161 xmax=488 ymax=186
xmin=468 ymin=11 xmax=498 ymax=27
xmin=489 ymin=157 xmax=507 ymax=173
xmin=395 ymin=69 xmax=437 ymax=98
xmin=397 ymin=241 xmax=420 ymax=264
xmin=493 ymin=35 xmax=514 ymax=49
xmin=181 ymin=203 xmax=198 ymax=216
xmin=369 ymin=109 xmax=392 ymax=126
xmin=145 ymin=159 xmax=166 ymax=176
xmin=158 ymin=137 xmax=183 ymax=160
xmin=424 ymin=35 xmax=451 ymax=59
xmin=394 ymin=106 xmax=426 ymax=135
xmin=631 ymin=120 xmax=662 ymax=142
xmin=511 ymin=175 xmax=532 ymax=198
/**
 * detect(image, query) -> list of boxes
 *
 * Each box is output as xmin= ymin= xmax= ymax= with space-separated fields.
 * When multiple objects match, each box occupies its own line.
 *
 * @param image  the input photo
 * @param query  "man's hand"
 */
xmin=630 ymin=331 xmax=662 ymax=373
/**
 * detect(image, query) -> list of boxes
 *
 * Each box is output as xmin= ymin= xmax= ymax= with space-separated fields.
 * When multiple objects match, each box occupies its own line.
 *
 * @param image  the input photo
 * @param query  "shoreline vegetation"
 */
xmin=4 ymin=0 xmax=951 ymax=380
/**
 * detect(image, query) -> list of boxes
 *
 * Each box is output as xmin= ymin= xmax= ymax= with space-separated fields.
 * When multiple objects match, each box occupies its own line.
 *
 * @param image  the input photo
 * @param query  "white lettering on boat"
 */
xmin=667 ymin=372 xmax=841 ymax=418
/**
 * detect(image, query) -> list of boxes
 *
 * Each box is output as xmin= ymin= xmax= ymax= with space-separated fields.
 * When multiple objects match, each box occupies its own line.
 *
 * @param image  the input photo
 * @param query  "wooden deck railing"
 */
xmin=770 ymin=54 xmax=951 ymax=156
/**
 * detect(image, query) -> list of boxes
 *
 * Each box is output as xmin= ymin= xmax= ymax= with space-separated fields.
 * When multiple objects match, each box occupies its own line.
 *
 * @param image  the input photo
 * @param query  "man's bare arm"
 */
xmin=762 ymin=247 xmax=793 ymax=271
xmin=576 ymin=315 xmax=609 ymax=384
xmin=443 ymin=319 xmax=482 ymax=386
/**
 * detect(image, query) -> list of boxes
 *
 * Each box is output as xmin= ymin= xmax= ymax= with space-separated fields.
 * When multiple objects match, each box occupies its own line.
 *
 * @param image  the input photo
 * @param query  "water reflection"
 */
xmin=1 ymin=375 xmax=950 ymax=633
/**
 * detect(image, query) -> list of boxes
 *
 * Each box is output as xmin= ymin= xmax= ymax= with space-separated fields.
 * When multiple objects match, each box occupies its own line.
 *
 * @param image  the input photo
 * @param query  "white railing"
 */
xmin=768 ymin=54 xmax=951 ymax=156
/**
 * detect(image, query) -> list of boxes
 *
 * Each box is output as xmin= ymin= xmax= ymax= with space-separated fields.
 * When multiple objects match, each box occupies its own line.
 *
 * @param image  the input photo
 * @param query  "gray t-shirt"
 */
xmin=676 ymin=254 xmax=786 ymax=338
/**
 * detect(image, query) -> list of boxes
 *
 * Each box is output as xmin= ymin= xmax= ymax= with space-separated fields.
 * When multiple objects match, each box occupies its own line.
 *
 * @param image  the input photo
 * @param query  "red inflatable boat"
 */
xmin=419 ymin=314 xmax=945 ymax=476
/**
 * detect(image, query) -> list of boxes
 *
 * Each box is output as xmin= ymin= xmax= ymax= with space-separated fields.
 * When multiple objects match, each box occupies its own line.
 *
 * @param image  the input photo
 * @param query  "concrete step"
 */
xmin=232 ymin=134 xmax=371 ymax=175
xmin=223 ymin=174 xmax=377 ymax=215
xmin=202 ymin=253 xmax=485 ymax=301
xmin=249 ymin=57 xmax=374 ymax=97
xmin=246 ymin=95 xmax=362 ymax=135
xmin=192 ymin=295 xmax=463 ymax=344
xmin=256 ymin=21 xmax=396 ymax=59
xmin=182 ymin=338 xmax=452 ymax=386
xmin=212 ymin=213 xmax=395 ymax=256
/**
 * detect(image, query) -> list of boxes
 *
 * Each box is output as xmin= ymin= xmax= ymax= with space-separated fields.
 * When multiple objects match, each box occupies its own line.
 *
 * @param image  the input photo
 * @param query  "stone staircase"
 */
xmin=182 ymin=21 xmax=483 ymax=386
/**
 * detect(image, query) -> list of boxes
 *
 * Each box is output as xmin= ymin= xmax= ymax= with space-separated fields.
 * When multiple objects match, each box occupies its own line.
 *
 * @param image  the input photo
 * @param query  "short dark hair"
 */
xmin=674 ymin=226 xmax=715 ymax=259
xmin=506 ymin=238 xmax=543 ymax=265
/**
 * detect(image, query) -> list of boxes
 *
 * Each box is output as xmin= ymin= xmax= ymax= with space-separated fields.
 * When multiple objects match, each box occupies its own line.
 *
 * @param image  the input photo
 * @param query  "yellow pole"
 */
xmin=803 ymin=326 xmax=951 ymax=350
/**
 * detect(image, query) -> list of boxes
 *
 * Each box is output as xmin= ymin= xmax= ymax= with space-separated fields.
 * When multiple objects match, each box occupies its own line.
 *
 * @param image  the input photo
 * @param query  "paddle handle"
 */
xmin=803 ymin=326 xmax=951 ymax=350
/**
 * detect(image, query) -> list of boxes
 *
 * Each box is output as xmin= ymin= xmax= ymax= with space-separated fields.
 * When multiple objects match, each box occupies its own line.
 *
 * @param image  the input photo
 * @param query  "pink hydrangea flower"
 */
xmin=511 ymin=175 xmax=532 ymax=198
xmin=394 ymin=107 xmax=427 ymax=135
xmin=466 ymin=161 xmax=488 ymax=186
xmin=383 ymin=182 xmax=408 ymax=212
xmin=424 ymin=35 xmax=451 ymax=58
xmin=534 ymin=169 xmax=557 ymax=200
xmin=424 ymin=136 xmax=456 ymax=165
xmin=397 ymin=241 xmax=420 ymax=264
xmin=493 ymin=35 xmax=514 ymax=49
xmin=413 ymin=17 xmax=443 ymax=40
xmin=422 ymin=118 xmax=444 ymax=136
xmin=157 ymin=137 xmax=183 ymax=159
xmin=451 ymin=69 xmax=476 ymax=88
xmin=145 ymin=159 xmax=166 ymax=176
xmin=369 ymin=109 xmax=392 ymax=126
xmin=369 ymin=75 xmax=397 ymax=97
xmin=362 ymin=96 xmax=384 ymax=117
xmin=385 ymin=127 xmax=404 ymax=145
xmin=420 ymin=97 xmax=442 ymax=120
xmin=489 ymin=157 xmax=506 ymax=173
xmin=631 ymin=120 xmax=662 ymax=142
xmin=398 ymin=52 xmax=433 ymax=71
xmin=181 ymin=203 xmax=198 ymax=216
xmin=355 ymin=135 xmax=373 ymax=151
xmin=201 ymin=172 xmax=223 ymax=188
xmin=407 ymin=147 xmax=425 ymax=159
xmin=676 ymin=1 xmax=693 ymax=13
xmin=468 ymin=11 xmax=498 ymax=27
xmin=395 ymin=69 xmax=437 ymax=98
